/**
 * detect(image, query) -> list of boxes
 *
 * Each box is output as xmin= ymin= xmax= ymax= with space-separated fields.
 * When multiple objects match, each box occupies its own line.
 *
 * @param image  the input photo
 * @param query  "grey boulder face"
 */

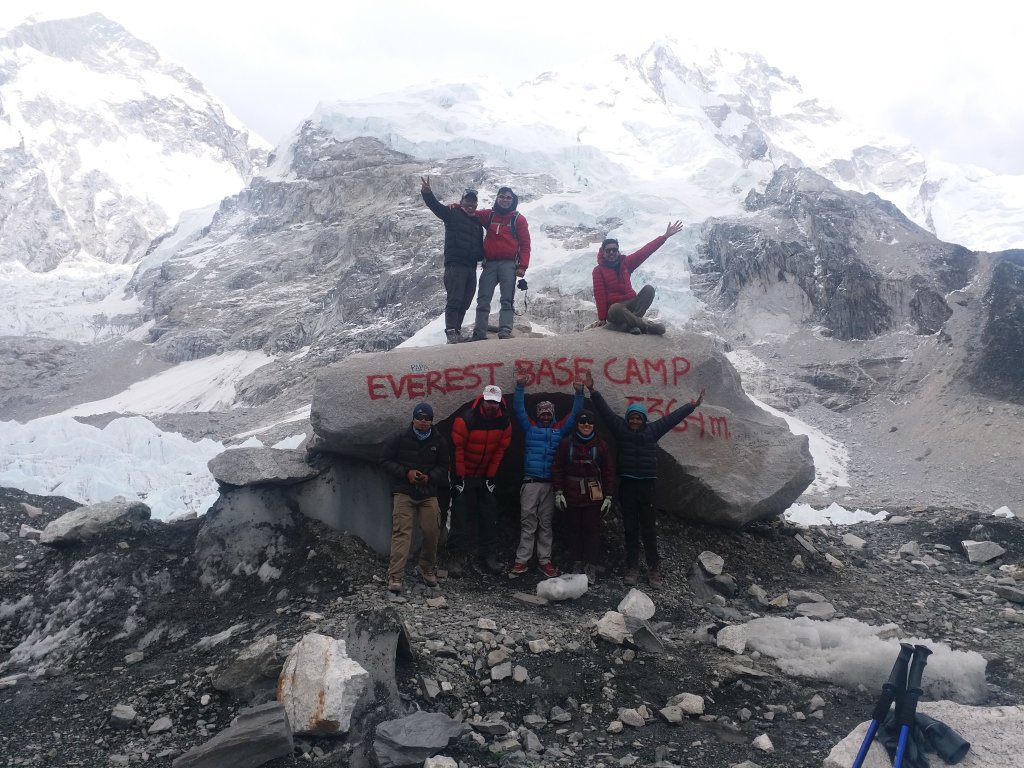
xmin=170 ymin=701 xmax=293 ymax=768
xmin=39 ymin=498 xmax=151 ymax=546
xmin=207 ymin=447 xmax=327 ymax=488
xmin=972 ymin=255 xmax=1024 ymax=404
xmin=373 ymin=711 xmax=471 ymax=768
xmin=310 ymin=330 xmax=814 ymax=528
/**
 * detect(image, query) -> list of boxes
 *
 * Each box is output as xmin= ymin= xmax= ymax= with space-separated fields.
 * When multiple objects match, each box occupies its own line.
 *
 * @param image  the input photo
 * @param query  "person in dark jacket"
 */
xmin=448 ymin=385 xmax=513 ymax=575
xmin=509 ymin=370 xmax=585 ymax=579
xmin=379 ymin=402 xmax=449 ymax=593
xmin=592 ymin=221 xmax=683 ymax=335
xmin=551 ymin=410 xmax=616 ymax=586
xmin=584 ymin=371 xmax=705 ymax=588
xmin=421 ymin=177 xmax=485 ymax=343
xmin=470 ymin=186 xmax=531 ymax=341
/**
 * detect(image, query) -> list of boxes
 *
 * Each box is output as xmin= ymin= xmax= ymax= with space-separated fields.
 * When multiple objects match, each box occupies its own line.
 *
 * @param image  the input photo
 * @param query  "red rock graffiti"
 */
xmin=363 ymin=354 xmax=728 ymax=439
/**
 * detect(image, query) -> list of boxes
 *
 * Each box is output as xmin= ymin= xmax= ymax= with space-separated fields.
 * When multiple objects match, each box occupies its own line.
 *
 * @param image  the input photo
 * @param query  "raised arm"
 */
xmin=649 ymin=388 xmax=706 ymax=441
xmin=512 ymin=373 xmax=531 ymax=429
xmin=420 ymin=176 xmax=450 ymax=220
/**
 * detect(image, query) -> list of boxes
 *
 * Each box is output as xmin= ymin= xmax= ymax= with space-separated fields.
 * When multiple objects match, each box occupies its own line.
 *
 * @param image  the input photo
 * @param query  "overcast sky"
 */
xmin=3 ymin=1 xmax=1021 ymax=174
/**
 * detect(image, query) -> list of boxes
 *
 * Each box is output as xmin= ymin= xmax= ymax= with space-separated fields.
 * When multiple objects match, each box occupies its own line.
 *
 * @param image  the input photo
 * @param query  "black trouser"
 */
xmin=620 ymin=477 xmax=658 ymax=569
xmin=444 ymin=263 xmax=477 ymax=331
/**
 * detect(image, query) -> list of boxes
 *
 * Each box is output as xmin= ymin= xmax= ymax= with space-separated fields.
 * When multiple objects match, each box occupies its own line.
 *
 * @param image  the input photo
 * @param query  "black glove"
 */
xmin=876 ymin=712 xmax=930 ymax=768
xmin=517 ymin=278 xmax=528 ymax=291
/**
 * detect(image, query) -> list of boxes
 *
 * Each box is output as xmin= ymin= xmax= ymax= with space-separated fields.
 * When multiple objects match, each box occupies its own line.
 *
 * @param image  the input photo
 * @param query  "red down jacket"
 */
xmin=450 ymin=396 xmax=513 ymax=478
xmin=591 ymin=236 xmax=667 ymax=321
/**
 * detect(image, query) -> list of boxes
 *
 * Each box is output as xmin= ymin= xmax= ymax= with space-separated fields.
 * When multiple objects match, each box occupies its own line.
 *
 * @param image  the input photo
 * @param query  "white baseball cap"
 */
xmin=482 ymin=385 xmax=503 ymax=402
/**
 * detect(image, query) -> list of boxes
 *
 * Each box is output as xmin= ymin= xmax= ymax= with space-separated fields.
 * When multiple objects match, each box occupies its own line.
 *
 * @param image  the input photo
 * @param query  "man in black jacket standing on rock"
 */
xmin=379 ymin=402 xmax=449 ymax=593
xmin=421 ymin=177 xmax=484 ymax=343
xmin=584 ymin=372 xmax=704 ymax=589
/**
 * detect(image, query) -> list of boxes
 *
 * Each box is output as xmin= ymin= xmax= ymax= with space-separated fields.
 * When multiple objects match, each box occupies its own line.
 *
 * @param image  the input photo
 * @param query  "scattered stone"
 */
xmin=794 ymin=534 xmax=818 ymax=554
xmin=752 ymin=734 xmax=774 ymax=753
xmin=842 ymin=533 xmax=867 ymax=549
xmin=596 ymin=611 xmax=630 ymax=645
xmin=277 ymin=632 xmax=369 ymax=736
xmin=668 ymin=693 xmax=705 ymax=716
xmin=698 ymin=551 xmax=725 ymax=576
xmin=491 ymin=662 xmax=512 ymax=681
xmin=962 ymin=540 xmax=1007 ymax=563
xmin=512 ymin=591 xmax=549 ymax=607
xmin=618 ymin=708 xmax=645 ymax=727
xmin=171 ymin=702 xmax=293 ymax=768
xmin=618 ymin=589 xmax=656 ymax=620
xmin=19 ymin=524 xmax=42 ymax=539
xmin=39 ymin=498 xmax=150 ymax=546
xmin=148 ymin=716 xmax=173 ymax=734
xmin=808 ymin=694 xmax=827 ymax=712
xmin=794 ymin=602 xmax=837 ymax=620
xmin=110 ymin=704 xmax=137 ymax=729
xmin=717 ymin=624 xmax=747 ymax=655
xmin=373 ymin=712 xmax=469 ymax=768
xmin=124 ymin=651 xmax=144 ymax=665
xmin=20 ymin=502 xmax=43 ymax=518
xmin=898 ymin=541 xmax=922 ymax=559
xmin=607 ymin=720 xmax=624 ymax=734
xmin=424 ymin=757 xmax=458 ymax=768
xmin=658 ymin=705 xmax=683 ymax=723
xmin=213 ymin=635 xmax=280 ymax=699
xmin=528 ymin=639 xmax=551 ymax=653
xmin=512 ymin=665 xmax=529 ymax=683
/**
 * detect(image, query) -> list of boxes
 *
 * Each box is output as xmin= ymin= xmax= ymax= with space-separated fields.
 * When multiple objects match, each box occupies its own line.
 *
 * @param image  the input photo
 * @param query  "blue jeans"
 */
xmin=473 ymin=259 xmax=516 ymax=337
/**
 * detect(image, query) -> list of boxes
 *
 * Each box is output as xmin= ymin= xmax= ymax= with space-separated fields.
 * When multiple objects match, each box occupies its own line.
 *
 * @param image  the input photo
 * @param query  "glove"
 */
xmin=452 ymin=476 xmax=465 ymax=495
xmin=600 ymin=496 xmax=613 ymax=514
xmin=485 ymin=479 xmax=496 ymax=493
xmin=554 ymin=491 xmax=567 ymax=511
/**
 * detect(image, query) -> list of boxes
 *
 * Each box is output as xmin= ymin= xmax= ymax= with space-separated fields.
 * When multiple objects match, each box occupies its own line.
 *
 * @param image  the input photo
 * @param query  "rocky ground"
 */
xmin=3 ymin=484 xmax=1024 ymax=768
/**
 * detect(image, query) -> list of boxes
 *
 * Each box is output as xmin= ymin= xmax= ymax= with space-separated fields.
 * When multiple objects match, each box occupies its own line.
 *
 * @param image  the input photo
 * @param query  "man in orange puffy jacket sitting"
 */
xmin=471 ymin=187 xmax=531 ymax=341
xmin=447 ymin=384 xmax=512 ymax=575
xmin=592 ymin=221 xmax=683 ymax=335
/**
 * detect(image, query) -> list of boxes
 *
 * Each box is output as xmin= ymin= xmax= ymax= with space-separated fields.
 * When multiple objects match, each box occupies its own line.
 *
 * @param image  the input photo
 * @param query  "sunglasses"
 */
xmin=603 ymin=247 xmax=620 ymax=254
xmin=577 ymin=417 xmax=594 ymax=425
xmin=413 ymin=414 xmax=433 ymax=421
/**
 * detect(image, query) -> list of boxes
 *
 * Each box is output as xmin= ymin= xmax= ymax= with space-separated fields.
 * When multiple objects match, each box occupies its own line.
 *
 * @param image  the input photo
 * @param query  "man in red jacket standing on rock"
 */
xmin=471 ymin=187 xmax=531 ymax=341
xmin=592 ymin=221 xmax=683 ymax=335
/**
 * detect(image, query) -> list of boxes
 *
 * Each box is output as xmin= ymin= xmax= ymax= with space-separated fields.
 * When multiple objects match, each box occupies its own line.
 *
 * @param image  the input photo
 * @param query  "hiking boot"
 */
xmin=447 ymin=556 xmax=465 ymax=578
xmin=623 ymin=568 xmax=639 ymax=587
xmin=484 ymin=555 xmax=504 ymax=574
xmin=584 ymin=564 xmax=597 ymax=586
xmin=387 ymin=579 xmax=403 ymax=594
xmin=497 ymin=331 xmax=512 ymax=340
xmin=509 ymin=561 xmax=529 ymax=579
xmin=643 ymin=321 xmax=666 ymax=335
xmin=445 ymin=329 xmax=461 ymax=344
xmin=647 ymin=569 xmax=663 ymax=589
xmin=469 ymin=333 xmax=487 ymax=342
xmin=418 ymin=565 xmax=438 ymax=587
xmin=538 ymin=562 xmax=558 ymax=579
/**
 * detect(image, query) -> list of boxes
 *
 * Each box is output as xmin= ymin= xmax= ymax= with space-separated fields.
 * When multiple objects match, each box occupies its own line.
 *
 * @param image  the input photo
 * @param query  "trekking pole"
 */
xmin=851 ymin=643 xmax=914 ymax=768
xmin=893 ymin=644 xmax=932 ymax=768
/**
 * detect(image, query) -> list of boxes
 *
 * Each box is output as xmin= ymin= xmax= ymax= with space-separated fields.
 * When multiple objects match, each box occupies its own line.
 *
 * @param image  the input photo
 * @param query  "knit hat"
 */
xmin=625 ymin=402 xmax=649 ymax=422
xmin=412 ymin=402 xmax=434 ymax=420
xmin=482 ymin=385 xmax=503 ymax=402
xmin=536 ymin=401 xmax=555 ymax=418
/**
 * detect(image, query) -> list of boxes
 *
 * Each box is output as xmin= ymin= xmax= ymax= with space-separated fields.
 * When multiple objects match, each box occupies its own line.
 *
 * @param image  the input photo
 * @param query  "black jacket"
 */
xmin=422 ymin=189 xmax=485 ymax=267
xmin=380 ymin=426 xmax=450 ymax=500
xmin=591 ymin=390 xmax=696 ymax=479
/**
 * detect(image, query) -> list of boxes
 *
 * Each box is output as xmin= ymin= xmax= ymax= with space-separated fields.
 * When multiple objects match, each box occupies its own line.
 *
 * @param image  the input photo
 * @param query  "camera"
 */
xmin=517 ymin=278 xmax=528 ymax=291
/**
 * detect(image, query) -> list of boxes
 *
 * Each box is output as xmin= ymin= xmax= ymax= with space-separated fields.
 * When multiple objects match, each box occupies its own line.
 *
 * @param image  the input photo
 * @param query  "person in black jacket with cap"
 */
xmin=379 ymin=401 xmax=449 ymax=593
xmin=421 ymin=177 xmax=485 ymax=343
xmin=584 ymin=371 xmax=704 ymax=589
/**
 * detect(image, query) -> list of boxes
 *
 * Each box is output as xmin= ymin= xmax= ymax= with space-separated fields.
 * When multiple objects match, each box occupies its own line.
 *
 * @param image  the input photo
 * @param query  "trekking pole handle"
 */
xmin=895 ymin=645 xmax=932 ymax=727
xmin=872 ymin=643 xmax=915 ymax=722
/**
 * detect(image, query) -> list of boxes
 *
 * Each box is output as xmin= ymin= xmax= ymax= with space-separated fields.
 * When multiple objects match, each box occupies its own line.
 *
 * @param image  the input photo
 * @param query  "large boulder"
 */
xmin=39 ymin=498 xmax=150 ymax=546
xmin=310 ymin=331 xmax=813 ymax=527
xmin=276 ymin=633 xmax=369 ymax=736
xmin=208 ymin=448 xmax=329 ymax=487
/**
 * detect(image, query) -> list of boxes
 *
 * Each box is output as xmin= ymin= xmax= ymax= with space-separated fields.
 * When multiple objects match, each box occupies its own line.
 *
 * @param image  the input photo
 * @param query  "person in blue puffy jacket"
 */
xmin=508 ymin=368 xmax=585 ymax=579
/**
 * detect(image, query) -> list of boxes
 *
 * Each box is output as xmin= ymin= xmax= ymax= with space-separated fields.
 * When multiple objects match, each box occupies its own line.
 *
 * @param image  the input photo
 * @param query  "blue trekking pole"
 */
xmin=851 ymin=642 xmax=914 ymax=768
xmin=893 ymin=644 xmax=932 ymax=768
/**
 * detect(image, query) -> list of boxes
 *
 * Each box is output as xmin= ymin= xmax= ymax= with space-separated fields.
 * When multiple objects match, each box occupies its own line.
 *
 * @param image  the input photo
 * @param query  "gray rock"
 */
xmin=20 ymin=503 xmax=42 ymax=518
xmin=213 ymin=635 xmax=280 ymax=700
xmin=842 ymin=533 xmax=867 ymax=549
xmin=373 ymin=711 xmax=470 ymax=768
xmin=993 ymin=585 xmax=1024 ymax=604
xmin=310 ymin=332 xmax=814 ymax=528
xmin=788 ymin=589 xmax=828 ymax=603
xmin=19 ymin=524 xmax=42 ymax=539
xmin=109 ymin=704 xmax=137 ymax=729
xmin=794 ymin=602 xmax=837 ymax=620
xmin=698 ymin=550 xmax=725 ymax=575
xmin=171 ymin=701 xmax=293 ymax=768
xmin=963 ymin=540 xmax=1006 ymax=563
xmin=148 ymin=716 xmax=173 ymax=734
xmin=39 ymin=498 xmax=150 ymax=546
xmin=207 ymin=447 xmax=328 ymax=487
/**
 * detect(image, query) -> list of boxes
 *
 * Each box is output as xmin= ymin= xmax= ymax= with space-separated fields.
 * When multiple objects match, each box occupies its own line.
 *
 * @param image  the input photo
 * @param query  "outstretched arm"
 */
xmin=649 ymin=388 xmax=706 ymax=441
xmin=664 ymin=220 xmax=683 ymax=238
xmin=420 ymin=176 xmax=449 ymax=219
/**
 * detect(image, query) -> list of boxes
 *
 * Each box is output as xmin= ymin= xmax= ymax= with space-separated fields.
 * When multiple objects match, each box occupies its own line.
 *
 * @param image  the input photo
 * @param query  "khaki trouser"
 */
xmin=388 ymin=493 xmax=441 ymax=583
xmin=515 ymin=481 xmax=555 ymax=565
xmin=607 ymin=284 xmax=655 ymax=331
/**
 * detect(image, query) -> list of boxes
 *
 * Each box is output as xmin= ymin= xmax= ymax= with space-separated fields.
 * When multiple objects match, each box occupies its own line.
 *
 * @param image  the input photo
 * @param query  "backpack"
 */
xmin=486 ymin=211 xmax=520 ymax=241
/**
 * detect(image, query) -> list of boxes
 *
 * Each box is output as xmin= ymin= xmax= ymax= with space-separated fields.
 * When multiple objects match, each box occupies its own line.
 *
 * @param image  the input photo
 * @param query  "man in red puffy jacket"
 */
xmin=470 ymin=187 xmax=531 ymax=341
xmin=592 ymin=221 xmax=683 ymax=335
xmin=447 ymin=384 xmax=513 ymax=575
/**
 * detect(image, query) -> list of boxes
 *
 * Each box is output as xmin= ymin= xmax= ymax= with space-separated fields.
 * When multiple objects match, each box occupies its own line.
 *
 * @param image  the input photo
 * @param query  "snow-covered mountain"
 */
xmin=0 ymin=13 xmax=268 ymax=338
